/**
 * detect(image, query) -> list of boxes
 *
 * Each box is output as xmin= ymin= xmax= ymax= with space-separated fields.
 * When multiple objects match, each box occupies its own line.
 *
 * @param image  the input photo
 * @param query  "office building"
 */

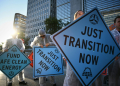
xmin=26 ymin=0 xmax=56 ymax=44
xmin=56 ymin=0 xmax=71 ymax=24
xmin=83 ymin=0 xmax=120 ymax=26
xmin=70 ymin=0 xmax=120 ymax=26
xmin=13 ymin=13 xmax=26 ymax=39
xmin=70 ymin=0 xmax=83 ymax=22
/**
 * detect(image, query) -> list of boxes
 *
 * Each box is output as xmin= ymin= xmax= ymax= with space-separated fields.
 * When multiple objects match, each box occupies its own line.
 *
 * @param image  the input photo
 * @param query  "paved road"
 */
xmin=0 ymin=64 xmax=118 ymax=86
xmin=0 ymin=51 xmax=119 ymax=86
xmin=0 ymin=65 xmax=66 ymax=86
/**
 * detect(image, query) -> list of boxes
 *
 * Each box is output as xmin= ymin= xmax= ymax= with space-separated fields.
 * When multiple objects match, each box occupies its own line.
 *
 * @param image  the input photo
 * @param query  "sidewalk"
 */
xmin=0 ymin=65 xmax=66 ymax=86
xmin=0 ymin=65 xmax=112 ymax=86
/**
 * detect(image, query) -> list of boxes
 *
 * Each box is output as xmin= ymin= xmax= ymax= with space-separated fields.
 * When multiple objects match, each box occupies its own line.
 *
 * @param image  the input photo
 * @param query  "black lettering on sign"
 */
xmin=37 ymin=49 xmax=42 ymax=53
xmin=51 ymin=62 xmax=61 ymax=72
xmin=2 ymin=65 xmax=21 ymax=70
xmin=39 ymin=60 xmax=50 ymax=71
xmin=96 ymin=43 xmax=101 ymax=52
xmin=62 ymin=35 xmax=115 ymax=55
xmin=88 ymin=41 xmax=93 ymax=50
xmin=0 ymin=59 xmax=10 ymax=64
xmin=48 ymin=51 xmax=59 ymax=61
xmin=75 ymin=38 xmax=80 ymax=48
xmin=7 ymin=53 xmax=20 ymax=58
xmin=93 ymin=29 xmax=98 ymax=38
xmin=38 ymin=50 xmax=43 ymax=56
xmin=12 ymin=60 xmax=27 ymax=64
xmin=64 ymin=35 xmax=69 ymax=45
xmin=69 ymin=36 xmax=75 ymax=47
xmin=37 ymin=50 xmax=61 ymax=72
xmin=82 ymin=39 xmax=87 ymax=49
xmin=81 ymin=26 xmax=103 ymax=39
xmin=79 ymin=53 xmax=99 ymax=65
xmin=87 ymin=27 xmax=93 ymax=36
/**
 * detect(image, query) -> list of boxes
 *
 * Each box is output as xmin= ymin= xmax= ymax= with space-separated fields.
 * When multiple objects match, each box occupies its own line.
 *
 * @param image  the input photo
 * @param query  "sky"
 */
xmin=0 ymin=0 xmax=27 ymax=43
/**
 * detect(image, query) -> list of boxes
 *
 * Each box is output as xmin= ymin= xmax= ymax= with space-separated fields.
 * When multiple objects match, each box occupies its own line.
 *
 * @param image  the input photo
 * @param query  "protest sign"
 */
xmin=50 ymin=7 xmax=120 ymax=85
xmin=33 ymin=46 xmax=63 ymax=78
xmin=0 ymin=45 xmax=31 ymax=79
xmin=28 ymin=52 xmax=33 ymax=67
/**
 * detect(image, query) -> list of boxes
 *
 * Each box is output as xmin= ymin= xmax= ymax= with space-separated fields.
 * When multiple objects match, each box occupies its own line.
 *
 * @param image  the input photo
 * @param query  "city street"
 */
xmin=0 ymin=62 xmax=119 ymax=86
xmin=0 ymin=65 xmax=66 ymax=86
xmin=0 ymin=0 xmax=119 ymax=86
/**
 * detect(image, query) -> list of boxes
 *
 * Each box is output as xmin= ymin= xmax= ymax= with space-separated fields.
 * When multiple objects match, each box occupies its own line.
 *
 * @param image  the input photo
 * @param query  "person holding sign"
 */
xmin=63 ymin=10 xmax=84 ymax=86
xmin=108 ymin=16 xmax=120 ymax=86
xmin=63 ymin=10 xmax=104 ymax=86
xmin=31 ymin=29 xmax=56 ymax=86
xmin=3 ymin=32 xmax=27 ymax=86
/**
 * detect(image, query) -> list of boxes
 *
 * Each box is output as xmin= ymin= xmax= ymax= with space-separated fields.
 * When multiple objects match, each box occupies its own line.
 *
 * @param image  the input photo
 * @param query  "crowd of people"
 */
xmin=3 ymin=10 xmax=120 ymax=86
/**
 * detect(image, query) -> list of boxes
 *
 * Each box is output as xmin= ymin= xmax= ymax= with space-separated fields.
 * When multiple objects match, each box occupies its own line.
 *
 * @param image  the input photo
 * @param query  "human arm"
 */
xmin=30 ymin=36 xmax=44 ymax=48
xmin=63 ymin=57 xmax=67 ymax=65
xmin=111 ymin=29 xmax=119 ymax=60
xmin=3 ymin=39 xmax=9 ymax=52
xmin=30 ymin=37 xmax=39 ymax=48
xmin=45 ymin=34 xmax=55 ymax=47
xmin=39 ymin=45 xmax=44 ymax=48
xmin=19 ymin=39 xmax=25 ymax=52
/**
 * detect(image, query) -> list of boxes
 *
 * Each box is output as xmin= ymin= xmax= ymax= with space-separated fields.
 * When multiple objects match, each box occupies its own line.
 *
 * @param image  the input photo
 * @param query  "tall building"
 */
xmin=70 ymin=0 xmax=83 ymax=22
xmin=56 ymin=0 xmax=70 ymax=24
xmin=70 ymin=0 xmax=120 ymax=26
xmin=83 ymin=0 xmax=120 ymax=26
xmin=13 ymin=13 xmax=26 ymax=39
xmin=26 ymin=0 xmax=56 ymax=44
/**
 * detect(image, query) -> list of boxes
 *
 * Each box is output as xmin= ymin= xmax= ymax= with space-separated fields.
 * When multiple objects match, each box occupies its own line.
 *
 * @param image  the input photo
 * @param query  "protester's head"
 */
xmin=114 ymin=16 xmax=120 ymax=30
xmin=38 ymin=29 xmax=46 ymax=38
xmin=74 ymin=10 xmax=84 ymax=20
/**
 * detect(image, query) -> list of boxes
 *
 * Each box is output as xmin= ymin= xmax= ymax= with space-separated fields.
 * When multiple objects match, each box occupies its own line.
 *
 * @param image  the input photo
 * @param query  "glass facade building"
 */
xmin=57 ymin=0 xmax=70 ymax=24
xmin=13 ymin=13 xmax=26 ymax=39
xmin=26 ymin=0 xmax=56 ymax=44
xmin=83 ymin=0 xmax=120 ymax=26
